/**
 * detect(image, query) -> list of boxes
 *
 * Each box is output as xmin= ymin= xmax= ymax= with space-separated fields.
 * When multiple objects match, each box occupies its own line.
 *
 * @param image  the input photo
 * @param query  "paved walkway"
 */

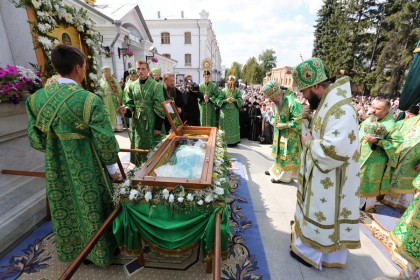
xmin=115 ymin=133 xmax=400 ymax=280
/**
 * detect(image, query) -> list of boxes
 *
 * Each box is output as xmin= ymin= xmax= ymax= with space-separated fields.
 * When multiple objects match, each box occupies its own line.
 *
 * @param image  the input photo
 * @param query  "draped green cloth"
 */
xmin=124 ymin=78 xmax=165 ymax=165
xmin=199 ymin=81 xmax=219 ymax=127
xmin=113 ymin=203 xmax=230 ymax=259
xmin=26 ymin=82 xmax=119 ymax=267
xmin=270 ymin=90 xmax=302 ymax=173
xmin=217 ymin=88 xmax=243 ymax=144
xmin=359 ymin=110 xmax=402 ymax=197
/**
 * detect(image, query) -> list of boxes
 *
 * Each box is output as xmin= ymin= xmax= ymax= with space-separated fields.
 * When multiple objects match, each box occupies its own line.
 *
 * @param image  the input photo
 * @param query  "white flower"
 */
xmin=63 ymin=12 xmax=73 ymax=23
xmin=89 ymin=73 xmax=98 ymax=81
xmin=197 ymin=200 xmax=204 ymax=206
xmin=186 ymin=193 xmax=194 ymax=201
xmin=119 ymin=188 xmax=127 ymax=195
xmin=129 ymin=189 xmax=139 ymax=200
xmin=168 ymin=194 xmax=175 ymax=203
xmin=214 ymin=187 xmax=224 ymax=195
xmin=162 ymin=189 xmax=169 ymax=199
xmin=145 ymin=191 xmax=152 ymax=202
xmin=123 ymin=180 xmax=130 ymax=187
xmin=31 ymin=0 xmax=41 ymax=9
xmin=205 ymin=194 xmax=213 ymax=203
xmin=37 ymin=36 xmax=53 ymax=50
xmin=177 ymin=197 xmax=184 ymax=203
xmin=76 ymin=25 xmax=84 ymax=33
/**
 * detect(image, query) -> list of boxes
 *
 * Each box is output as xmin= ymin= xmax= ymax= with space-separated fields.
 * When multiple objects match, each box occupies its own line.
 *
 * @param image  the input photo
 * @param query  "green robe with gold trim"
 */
xmin=26 ymin=82 xmax=119 ymax=267
xmin=387 ymin=115 xmax=420 ymax=196
xmin=99 ymin=77 xmax=124 ymax=130
xmin=199 ymin=81 xmax=219 ymax=127
xmin=391 ymin=175 xmax=420 ymax=269
xmin=124 ymin=77 xmax=165 ymax=165
xmin=217 ymin=87 xmax=242 ymax=145
xmin=359 ymin=110 xmax=402 ymax=197
xmin=270 ymin=90 xmax=302 ymax=175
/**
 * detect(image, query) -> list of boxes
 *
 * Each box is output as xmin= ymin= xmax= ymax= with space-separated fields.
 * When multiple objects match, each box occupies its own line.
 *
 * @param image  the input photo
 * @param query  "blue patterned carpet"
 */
xmin=0 ymin=158 xmax=270 ymax=279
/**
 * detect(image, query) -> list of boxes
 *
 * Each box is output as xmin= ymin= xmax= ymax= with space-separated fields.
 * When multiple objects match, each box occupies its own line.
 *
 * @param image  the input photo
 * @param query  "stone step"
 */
xmin=0 ymin=112 xmax=28 ymax=143
xmin=0 ymin=188 xmax=46 ymax=259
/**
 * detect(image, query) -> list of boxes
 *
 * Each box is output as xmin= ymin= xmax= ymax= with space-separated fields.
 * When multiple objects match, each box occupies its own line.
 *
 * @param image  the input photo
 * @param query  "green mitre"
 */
xmin=292 ymin=57 xmax=328 ymax=91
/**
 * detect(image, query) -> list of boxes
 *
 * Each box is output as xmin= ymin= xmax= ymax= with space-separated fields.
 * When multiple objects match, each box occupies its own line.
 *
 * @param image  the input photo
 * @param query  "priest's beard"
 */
xmin=308 ymin=89 xmax=321 ymax=110
xmin=274 ymin=94 xmax=284 ymax=110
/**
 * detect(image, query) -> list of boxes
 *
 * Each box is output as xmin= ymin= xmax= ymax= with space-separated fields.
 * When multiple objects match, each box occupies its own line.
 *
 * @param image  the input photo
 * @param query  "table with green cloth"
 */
xmin=113 ymin=202 xmax=230 ymax=260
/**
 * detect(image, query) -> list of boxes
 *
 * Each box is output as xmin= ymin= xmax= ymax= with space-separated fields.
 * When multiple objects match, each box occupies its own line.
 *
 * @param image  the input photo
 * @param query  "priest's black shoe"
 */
xmin=264 ymin=171 xmax=270 ymax=176
xmin=290 ymin=250 xmax=311 ymax=267
xmin=271 ymin=179 xmax=281 ymax=184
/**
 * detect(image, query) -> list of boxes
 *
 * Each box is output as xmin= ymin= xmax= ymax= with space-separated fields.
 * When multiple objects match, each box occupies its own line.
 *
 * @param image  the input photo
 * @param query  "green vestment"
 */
xmin=26 ymin=82 xmax=119 ymax=267
xmin=217 ymin=87 xmax=243 ymax=144
xmin=270 ymin=90 xmax=302 ymax=175
xmin=199 ymin=81 xmax=219 ymax=127
xmin=387 ymin=115 xmax=420 ymax=196
xmin=359 ymin=110 xmax=402 ymax=197
xmin=99 ymin=77 xmax=124 ymax=130
xmin=391 ymin=175 xmax=420 ymax=269
xmin=124 ymin=77 xmax=165 ymax=165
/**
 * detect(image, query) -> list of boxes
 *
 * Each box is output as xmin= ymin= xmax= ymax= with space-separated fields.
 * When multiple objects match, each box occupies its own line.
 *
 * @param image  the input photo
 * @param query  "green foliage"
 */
xmin=312 ymin=0 xmax=419 ymax=97
xmin=258 ymin=49 xmax=277 ymax=75
xmin=241 ymin=57 xmax=264 ymax=84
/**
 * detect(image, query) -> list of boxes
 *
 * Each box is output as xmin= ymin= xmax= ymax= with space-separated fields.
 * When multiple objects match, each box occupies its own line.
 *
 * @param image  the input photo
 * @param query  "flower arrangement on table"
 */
xmin=0 ymin=65 xmax=41 ymax=104
xmin=113 ymin=130 xmax=232 ymax=213
xmin=122 ymin=49 xmax=134 ymax=58
xmin=11 ymin=0 xmax=104 ymax=96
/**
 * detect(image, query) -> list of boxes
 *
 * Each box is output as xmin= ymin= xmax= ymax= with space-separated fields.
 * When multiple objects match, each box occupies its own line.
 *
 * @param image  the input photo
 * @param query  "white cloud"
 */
xmin=95 ymin=0 xmax=323 ymax=68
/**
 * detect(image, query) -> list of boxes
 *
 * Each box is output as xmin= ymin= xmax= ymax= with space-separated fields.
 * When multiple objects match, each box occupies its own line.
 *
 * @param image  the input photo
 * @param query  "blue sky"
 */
xmin=95 ymin=0 xmax=324 ymax=68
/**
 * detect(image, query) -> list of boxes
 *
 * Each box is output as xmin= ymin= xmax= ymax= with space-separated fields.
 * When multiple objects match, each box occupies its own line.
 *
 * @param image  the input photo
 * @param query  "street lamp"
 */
xmin=118 ymin=35 xmax=131 ymax=59
xmin=146 ymin=47 xmax=156 ymax=62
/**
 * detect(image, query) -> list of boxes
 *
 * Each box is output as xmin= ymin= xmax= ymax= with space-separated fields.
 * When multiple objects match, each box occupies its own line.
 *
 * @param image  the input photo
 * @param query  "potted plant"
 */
xmin=0 ymin=65 xmax=41 ymax=104
xmin=122 ymin=49 xmax=134 ymax=58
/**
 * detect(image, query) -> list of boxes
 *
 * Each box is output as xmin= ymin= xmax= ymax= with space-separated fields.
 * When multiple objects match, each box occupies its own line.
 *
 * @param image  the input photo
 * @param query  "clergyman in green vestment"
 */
xmin=199 ymin=70 xmax=219 ymax=127
xmin=119 ymin=60 xmax=165 ymax=166
xmin=99 ymin=66 xmax=124 ymax=132
xmin=262 ymin=80 xmax=302 ymax=183
xmin=217 ymin=75 xmax=242 ymax=145
xmin=358 ymin=99 xmax=402 ymax=211
xmin=26 ymin=45 xmax=120 ymax=267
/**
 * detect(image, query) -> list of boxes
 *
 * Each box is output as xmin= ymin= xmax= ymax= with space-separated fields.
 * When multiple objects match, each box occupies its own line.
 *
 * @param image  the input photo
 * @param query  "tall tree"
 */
xmin=370 ymin=0 xmax=420 ymax=96
xmin=241 ymin=57 xmax=264 ymax=84
xmin=258 ymin=49 xmax=277 ymax=75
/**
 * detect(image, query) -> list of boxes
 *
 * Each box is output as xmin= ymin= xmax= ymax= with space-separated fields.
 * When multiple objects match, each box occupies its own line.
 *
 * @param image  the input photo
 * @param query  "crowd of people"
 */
xmin=26 ymin=44 xmax=419 ymax=273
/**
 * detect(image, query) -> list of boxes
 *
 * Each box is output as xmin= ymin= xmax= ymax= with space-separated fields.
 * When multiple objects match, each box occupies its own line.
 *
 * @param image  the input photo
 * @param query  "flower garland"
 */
xmin=11 ymin=0 xmax=103 ymax=95
xmin=113 ymin=130 xmax=232 ymax=213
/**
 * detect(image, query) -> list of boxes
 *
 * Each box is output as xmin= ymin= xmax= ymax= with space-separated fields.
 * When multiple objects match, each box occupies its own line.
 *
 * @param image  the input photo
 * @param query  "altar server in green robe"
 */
xmin=262 ymin=80 xmax=302 ymax=183
xmin=26 ymin=44 xmax=120 ymax=267
xmin=119 ymin=60 xmax=166 ymax=165
xmin=199 ymin=70 xmax=219 ymax=127
xmin=217 ymin=75 xmax=242 ymax=145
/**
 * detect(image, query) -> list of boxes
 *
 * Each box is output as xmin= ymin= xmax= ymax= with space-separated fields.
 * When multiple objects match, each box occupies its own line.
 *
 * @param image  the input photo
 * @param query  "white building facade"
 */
xmin=145 ymin=10 xmax=222 ymax=85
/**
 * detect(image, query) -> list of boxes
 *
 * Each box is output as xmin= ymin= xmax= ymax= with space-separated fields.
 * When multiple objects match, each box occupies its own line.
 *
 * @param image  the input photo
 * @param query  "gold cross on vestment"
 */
xmin=348 ymin=130 xmax=356 ymax=144
xmin=68 ymin=85 xmax=78 ymax=91
xmin=75 ymin=123 xmax=83 ymax=129
xmin=336 ymin=88 xmax=347 ymax=98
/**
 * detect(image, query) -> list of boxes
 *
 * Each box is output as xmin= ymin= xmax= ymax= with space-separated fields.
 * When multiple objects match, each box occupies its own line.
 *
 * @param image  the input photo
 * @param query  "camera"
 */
xmin=187 ymin=80 xmax=199 ymax=92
